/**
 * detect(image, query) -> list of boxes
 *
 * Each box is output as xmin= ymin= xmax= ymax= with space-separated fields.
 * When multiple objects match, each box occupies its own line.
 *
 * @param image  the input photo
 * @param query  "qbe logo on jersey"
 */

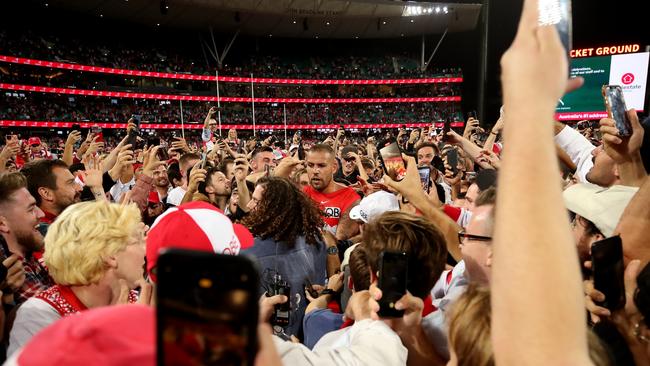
xmin=324 ymin=206 xmax=341 ymax=219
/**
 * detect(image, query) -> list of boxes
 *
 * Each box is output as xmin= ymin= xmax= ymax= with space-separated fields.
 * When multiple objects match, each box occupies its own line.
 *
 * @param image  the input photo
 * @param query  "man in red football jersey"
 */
xmin=303 ymin=144 xmax=360 ymax=241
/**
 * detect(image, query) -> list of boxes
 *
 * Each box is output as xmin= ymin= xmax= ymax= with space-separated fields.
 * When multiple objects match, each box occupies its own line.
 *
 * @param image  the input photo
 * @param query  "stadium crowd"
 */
xmin=0 ymin=93 xmax=463 ymax=126
xmin=1 ymin=1 xmax=650 ymax=365
xmin=0 ymin=30 xmax=462 ymax=80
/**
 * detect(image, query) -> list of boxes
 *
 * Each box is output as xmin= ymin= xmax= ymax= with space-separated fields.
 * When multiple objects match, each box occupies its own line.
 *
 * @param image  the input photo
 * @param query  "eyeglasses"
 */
xmin=458 ymin=231 xmax=492 ymax=243
xmin=31 ymin=144 xmax=40 ymax=147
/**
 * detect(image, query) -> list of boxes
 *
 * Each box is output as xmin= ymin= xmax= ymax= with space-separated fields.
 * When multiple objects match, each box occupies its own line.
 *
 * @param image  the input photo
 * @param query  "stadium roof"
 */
xmin=40 ymin=0 xmax=483 ymax=38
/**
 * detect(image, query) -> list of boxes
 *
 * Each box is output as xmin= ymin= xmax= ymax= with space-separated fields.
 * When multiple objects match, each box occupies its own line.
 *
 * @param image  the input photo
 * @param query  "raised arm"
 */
xmin=491 ymin=0 xmax=592 ymax=364
xmin=62 ymin=130 xmax=81 ymax=166
xmin=384 ymin=155 xmax=462 ymax=261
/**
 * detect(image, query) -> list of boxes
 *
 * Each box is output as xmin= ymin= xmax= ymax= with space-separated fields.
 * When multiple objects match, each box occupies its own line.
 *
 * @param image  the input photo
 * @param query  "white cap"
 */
xmin=563 ymin=183 xmax=637 ymax=237
xmin=349 ymin=191 xmax=400 ymax=224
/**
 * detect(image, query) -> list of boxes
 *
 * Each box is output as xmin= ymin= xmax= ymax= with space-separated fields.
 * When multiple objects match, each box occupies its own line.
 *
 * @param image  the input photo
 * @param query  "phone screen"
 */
xmin=297 ymin=144 xmax=305 ymax=161
xmin=602 ymin=85 xmax=632 ymax=137
xmin=157 ymin=249 xmax=259 ymax=366
xmin=91 ymin=126 xmax=104 ymax=143
xmin=379 ymin=142 xmax=407 ymax=181
xmin=442 ymin=120 xmax=451 ymax=142
xmin=132 ymin=114 xmax=142 ymax=130
xmin=377 ymin=251 xmax=408 ymax=318
xmin=538 ymin=0 xmax=572 ymax=54
xmin=591 ymin=235 xmax=625 ymax=311
xmin=418 ymin=166 xmax=431 ymax=193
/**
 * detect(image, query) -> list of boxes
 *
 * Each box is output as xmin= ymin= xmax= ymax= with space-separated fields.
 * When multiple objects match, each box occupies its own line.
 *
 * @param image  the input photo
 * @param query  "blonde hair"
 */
xmin=44 ymin=201 xmax=142 ymax=285
xmin=447 ymin=284 xmax=494 ymax=366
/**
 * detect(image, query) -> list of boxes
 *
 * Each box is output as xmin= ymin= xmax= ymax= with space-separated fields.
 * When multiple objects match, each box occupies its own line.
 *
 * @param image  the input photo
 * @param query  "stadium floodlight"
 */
xmin=443 ymin=6 xmax=449 ymax=13
xmin=435 ymin=7 xmax=441 ymax=13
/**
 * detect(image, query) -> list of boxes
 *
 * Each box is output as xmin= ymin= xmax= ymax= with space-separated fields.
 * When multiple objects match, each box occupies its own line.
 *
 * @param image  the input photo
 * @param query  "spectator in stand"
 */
xmin=0 ymin=173 xmax=54 ymax=307
xmin=7 ymin=201 xmax=151 ymax=356
xmin=242 ymin=177 xmax=327 ymax=338
xmin=303 ymin=144 xmax=360 ymax=240
xmin=21 ymin=160 xmax=82 ymax=226
xmin=201 ymin=107 xmax=219 ymax=151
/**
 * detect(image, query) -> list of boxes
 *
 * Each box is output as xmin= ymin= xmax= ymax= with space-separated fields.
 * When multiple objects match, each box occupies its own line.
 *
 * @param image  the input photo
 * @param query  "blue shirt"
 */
xmin=242 ymin=235 xmax=327 ymax=338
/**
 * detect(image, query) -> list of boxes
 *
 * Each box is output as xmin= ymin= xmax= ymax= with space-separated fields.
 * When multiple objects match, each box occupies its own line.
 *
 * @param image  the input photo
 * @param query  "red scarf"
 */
xmin=36 ymin=285 xmax=138 ymax=317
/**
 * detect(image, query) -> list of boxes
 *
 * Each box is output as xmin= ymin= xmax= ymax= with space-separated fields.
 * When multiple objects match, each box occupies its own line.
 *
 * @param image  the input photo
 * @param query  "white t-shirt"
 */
xmin=166 ymin=186 xmax=187 ymax=206
xmin=274 ymin=319 xmax=407 ymax=366
xmin=8 ymin=297 xmax=61 ymax=357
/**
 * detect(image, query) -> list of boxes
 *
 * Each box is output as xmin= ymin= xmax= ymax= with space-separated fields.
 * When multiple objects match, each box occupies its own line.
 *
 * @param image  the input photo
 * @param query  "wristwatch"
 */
xmin=320 ymin=289 xmax=337 ymax=297
xmin=327 ymin=246 xmax=339 ymax=255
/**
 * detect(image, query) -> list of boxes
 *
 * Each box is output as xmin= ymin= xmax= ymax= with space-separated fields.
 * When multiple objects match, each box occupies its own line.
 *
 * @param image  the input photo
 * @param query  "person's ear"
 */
xmin=105 ymin=255 xmax=118 ymax=270
xmin=37 ymin=187 xmax=54 ymax=203
xmin=205 ymin=185 xmax=215 ymax=194
xmin=0 ymin=215 xmax=11 ymax=235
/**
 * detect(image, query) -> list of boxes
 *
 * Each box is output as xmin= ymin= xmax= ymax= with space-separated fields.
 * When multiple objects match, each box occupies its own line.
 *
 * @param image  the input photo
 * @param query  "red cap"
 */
xmin=13 ymin=305 xmax=154 ymax=366
xmin=27 ymin=137 xmax=42 ymax=146
xmin=145 ymin=201 xmax=254 ymax=282
xmin=147 ymin=191 xmax=160 ymax=204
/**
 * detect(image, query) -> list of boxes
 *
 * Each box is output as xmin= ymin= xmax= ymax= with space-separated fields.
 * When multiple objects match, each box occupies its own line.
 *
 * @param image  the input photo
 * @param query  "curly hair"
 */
xmin=242 ymin=177 xmax=323 ymax=247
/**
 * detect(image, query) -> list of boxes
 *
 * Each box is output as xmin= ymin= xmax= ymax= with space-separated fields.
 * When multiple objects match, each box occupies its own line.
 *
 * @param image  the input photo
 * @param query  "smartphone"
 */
xmin=602 ymin=85 xmax=632 ymax=137
xmin=377 ymin=251 xmax=408 ymax=318
xmin=157 ymin=147 xmax=169 ymax=162
xmin=591 ymin=235 xmax=626 ymax=311
xmin=156 ymin=249 xmax=259 ymax=366
xmin=199 ymin=154 xmax=208 ymax=169
xmin=418 ymin=166 xmax=432 ymax=193
xmin=537 ymin=0 xmax=572 ymax=54
xmin=467 ymin=110 xmax=477 ymax=120
xmin=303 ymin=278 xmax=319 ymax=299
xmin=125 ymin=129 xmax=139 ymax=151
xmin=132 ymin=114 xmax=142 ymax=130
xmin=441 ymin=119 xmax=451 ymax=142
xmin=297 ymin=143 xmax=305 ymax=161
xmin=378 ymin=142 xmax=407 ymax=181
xmin=446 ymin=149 xmax=459 ymax=175
xmin=90 ymin=125 xmax=104 ymax=143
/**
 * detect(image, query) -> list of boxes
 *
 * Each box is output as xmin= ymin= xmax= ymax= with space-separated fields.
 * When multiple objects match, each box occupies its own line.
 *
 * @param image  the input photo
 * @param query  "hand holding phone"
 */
xmin=378 ymin=142 xmax=407 ymax=181
xmin=602 ymin=85 xmax=632 ymax=137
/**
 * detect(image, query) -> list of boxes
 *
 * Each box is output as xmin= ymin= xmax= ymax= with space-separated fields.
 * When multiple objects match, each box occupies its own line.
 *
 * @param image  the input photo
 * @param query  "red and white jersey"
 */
xmin=304 ymin=185 xmax=360 ymax=233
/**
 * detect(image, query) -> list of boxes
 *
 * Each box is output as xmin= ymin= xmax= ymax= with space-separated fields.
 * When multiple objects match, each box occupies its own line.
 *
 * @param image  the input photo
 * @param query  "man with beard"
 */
xmin=304 ymin=144 xmax=360 ymax=240
xmin=0 ymin=173 xmax=54 ymax=305
xmin=21 ymin=160 xmax=82 ymax=226
xmin=151 ymin=164 xmax=170 ymax=203
xmin=183 ymin=166 xmax=232 ymax=211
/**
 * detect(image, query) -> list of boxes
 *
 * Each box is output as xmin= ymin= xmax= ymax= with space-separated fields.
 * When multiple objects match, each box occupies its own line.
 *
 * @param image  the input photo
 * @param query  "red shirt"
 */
xmin=304 ymin=185 xmax=360 ymax=232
